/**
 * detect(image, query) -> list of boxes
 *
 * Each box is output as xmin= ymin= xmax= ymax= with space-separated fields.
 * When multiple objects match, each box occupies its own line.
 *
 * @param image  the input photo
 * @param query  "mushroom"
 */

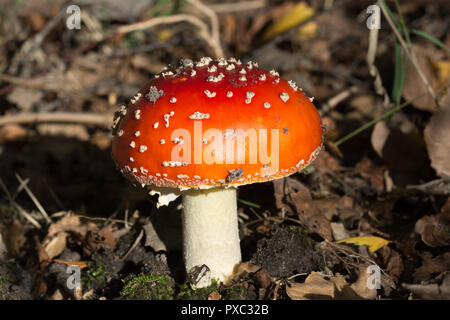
xmin=111 ymin=57 xmax=324 ymax=287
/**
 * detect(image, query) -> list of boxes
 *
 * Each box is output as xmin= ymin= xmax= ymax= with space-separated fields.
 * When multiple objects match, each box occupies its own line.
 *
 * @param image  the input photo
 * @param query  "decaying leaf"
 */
xmin=402 ymin=273 xmax=450 ymax=300
xmin=336 ymin=236 xmax=390 ymax=254
xmin=273 ymin=178 xmax=332 ymax=240
xmin=44 ymin=232 xmax=68 ymax=260
xmin=415 ymin=214 xmax=450 ymax=247
xmin=286 ymin=270 xmax=376 ymax=300
xmin=424 ymin=105 xmax=450 ymax=176
xmin=263 ymin=2 xmax=315 ymax=40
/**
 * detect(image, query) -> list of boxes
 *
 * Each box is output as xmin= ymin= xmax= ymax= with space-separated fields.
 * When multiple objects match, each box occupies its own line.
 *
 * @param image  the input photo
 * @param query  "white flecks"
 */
xmin=132 ymin=168 xmax=138 ymax=173
xmin=140 ymin=167 xmax=148 ymax=174
xmin=177 ymin=174 xmax=189 ymax=179
xmin=217 ymin=58 xmax=228 ymax=66
xmin=264 ymin=102 xmax=271 ymax=109
xmin=160 ymin=139 xmax=165 ymax=144
xmin=269 ymin=69 xmax=280 ymax=77
xmin=146 ymin=86 xmax=164 ymax=103
xmin=288 ymin=80 xmax=298 ymax=91
xmin=218 ymin=179 xmax=225 ymax=184
xmin=204 ymin=90 xmax=216 ymax=98
xmin=228 ymin=58 xmax=237 ymax=63
xmin=170 ymin=97 xmax=177 ymax=103
xmin=119 ymin=105 xmax=127 ymax=115
xmin=190 ymin=69 xmax=197 ymax=77
xmin=239 ymin=68 xmax=247 ymax=74
xmin=163 ymin=111 xmax=175 ymax=128
xmin=202 ymin=138 xmax=207 ymax=144
xmin=280 ymin=92 xmax=290 ymax=102
xmin=189 ymin=111 xmax=210 ymax=120
xmin=162 ymin=161 xmax=183 ymax=167
xmin=130 ymin=141 xmax=136 ymax=148
xmin=134 ymin=109 xmax=141 ymax=119
xmin=194 ymin=175 xmax=201 ymax=180
xmin=273 ymin=78 xmax=280 ymax=84
xmin=172 ymin=137 xmax=183 ymax=144
xmin=309 ymin=96 xmax=315 ymax=102
xmin=180 ymin=59 xmax=194 ymax=68
xmin=258 ymin=74 xmax=266 ymax=81
xmin=207 ymin=65 xmax=217 ymax=73
xmin=156 ymin=173 xmax=161 ymax=177
xmin=239 ymin=75 xmax=247 ymax=82
xmin=118 ymin=130 xmax=124 ymax=136
xmin=162 ymin=71 xmax=174 ymax=78
xmin=130 ymin=92 xmax=142 ymax=104
xmin=163 ymin=173 xmax=168 ymax=177
xmin=206 ymin=73 xmax=224 ymax=82
xmin=196 ymin=57 xmax=212 ymax=67
xmin=226 ymin=64 xmax=235 ymax=71
xmin=130 ymin=157 xmax=134 ymax=162
xmin=134 ymin=131 xmax=140 ymax=137
xmin=296 ymin=159 xmax=305 ymax=168
xmin=226 ymin=91 xmax=233 ymax=98
xmin=124 ymin=165 xmax=131 ymax=172
xmin=245 ymin=91 xmax=255 ymax=104
xmin=236 ymin=59 xmax=242 ymax=65
xmin=139 ymin=145 xmax=148 ymax=153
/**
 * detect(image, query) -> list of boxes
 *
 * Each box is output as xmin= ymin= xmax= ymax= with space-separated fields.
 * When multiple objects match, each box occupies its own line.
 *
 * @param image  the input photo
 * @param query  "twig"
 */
xmin=366 ymin=26 xmax=392 ymax=108
xmin=186 ymin=0 xmax=224 ymax=57
xmin=116 ymin=13 xmax=223 ymax=58
xmin=121 ymin=229 xmax=144 ymax=260
xmin=0 ymin=177 xmax=41 ymax=229
xmin=15 ymin=173 xmax=52 ymax=224
xmin=378 ymin=0 xmax=438 ymax=106
xmin=0 ymin=112 xmax=112 ymax=127
xmin=319 ymin=86 xmax=359 ymax=115
xmin=208 ymin=0 xmax=266 ymax=13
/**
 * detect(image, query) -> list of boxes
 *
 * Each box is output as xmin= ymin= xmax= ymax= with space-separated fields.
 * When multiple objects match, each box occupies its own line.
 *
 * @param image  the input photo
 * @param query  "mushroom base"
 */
xmin=182 ymin=187 xmax=241 ymax=287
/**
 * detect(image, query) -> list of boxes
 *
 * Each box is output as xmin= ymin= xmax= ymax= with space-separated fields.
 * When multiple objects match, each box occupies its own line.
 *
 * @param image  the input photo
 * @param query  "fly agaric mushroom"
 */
xmin=111 ymin=57 xmax=324 ymax=287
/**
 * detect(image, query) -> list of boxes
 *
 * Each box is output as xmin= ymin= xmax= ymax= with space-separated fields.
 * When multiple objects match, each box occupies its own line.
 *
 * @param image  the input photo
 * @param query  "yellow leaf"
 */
xmin=336 ymin=236 xmax=390 ymax=253
xmin=297 ymin=21 xmax=318 ymax=40
xmin=264 ymin=2 xmax=315 ymax=40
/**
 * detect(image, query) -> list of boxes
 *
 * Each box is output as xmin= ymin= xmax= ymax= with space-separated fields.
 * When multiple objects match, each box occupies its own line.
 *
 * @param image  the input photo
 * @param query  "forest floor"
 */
xmin=0 ymin=0 xmax=449 ymax=300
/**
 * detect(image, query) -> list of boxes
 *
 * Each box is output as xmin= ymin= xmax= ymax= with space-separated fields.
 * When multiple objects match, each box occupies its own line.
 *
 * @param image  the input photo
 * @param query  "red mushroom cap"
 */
xmin=112 ymin=57 xmax=324 ymax=189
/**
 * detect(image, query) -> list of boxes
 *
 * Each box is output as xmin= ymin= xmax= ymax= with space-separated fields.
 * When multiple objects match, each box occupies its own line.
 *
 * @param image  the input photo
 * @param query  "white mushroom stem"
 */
xmin=182 ymin=187 xmax=241 ymax=286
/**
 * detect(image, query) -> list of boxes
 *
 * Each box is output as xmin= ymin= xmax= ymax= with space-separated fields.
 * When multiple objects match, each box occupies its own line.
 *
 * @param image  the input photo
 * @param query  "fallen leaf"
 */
xmin=264 ymin=2 xmax=315 ymax=40
xmin=53 ymin=259 xmax=88 ymax=269
xmin=349 ymin=267 xmax=378 ymax=300
xmin=143 ymin=221 xmax=166 ymax=252
xmin=208 ymin=291 xmax=221 ymax=300
xmin=233 ymin=262 xmax=261 ymax=281
xmin=402 ymin=273 xmax=450 ymax=299
xmin=415 ymin=214 xmax=450 ymax=247
xmin=6 ymin=86 xmax=43 ymax=111
xmin=44 ymin=232 xmax=67 ymax=260
xmin=424 ymin=105 xmax=450 ymax=176
xmin=336 ymin=236 xmax=390 ymax=254
xmin=273 ymin=177 xmax=332 ymax=240
xmin=402 ymin=45 xmax=450 ymax=112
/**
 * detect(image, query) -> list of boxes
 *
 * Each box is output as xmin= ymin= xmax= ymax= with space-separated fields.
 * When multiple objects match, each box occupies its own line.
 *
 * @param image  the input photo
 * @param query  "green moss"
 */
xmin=177 ymin=279 xmax=219 ymax=300
xmin=222 ymin=282 xmax=257 ymax=300
xmin=120 ymin=274 xmax=175 ymax=300
xmin=0 ymin=261 xmax=15 ymax=300
xmin=81 ymin=252 xmax=111 ymax=290
xmin=289 ymin=225 xmax=315 ymax=248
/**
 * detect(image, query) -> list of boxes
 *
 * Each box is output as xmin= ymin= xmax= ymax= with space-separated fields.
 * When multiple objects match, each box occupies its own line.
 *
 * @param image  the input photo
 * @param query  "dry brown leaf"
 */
xmin=286 ymin=272 xmax=335 ymax=300
xmin=44 ymin=231 xmax=67 ymax=260
xmin=402 ymin=273 xmax=450 ymax=299
xmin=2 ymin=222 xmax=26 ymax=257
xmin=402 ymin=45 xmax=450 ymax=112
xmin=415 ymin=214 xmax=450 ymax=247
xmin=233 ymin=262 xmax=261 ymax=281
xmin=273 ymin=178 xmax=332 ymax=240
xmin=0 ymin=124 xmax=28 ymax=142
xmin=349 ymin=267 xmax=378 ymax=300
xmin=7 ymin=87 xmax=43 ymax=111
xmin=48 ymin=212 xmax=98 ymax=238
xmin=424 ymin=105 xmax=450 ymax=176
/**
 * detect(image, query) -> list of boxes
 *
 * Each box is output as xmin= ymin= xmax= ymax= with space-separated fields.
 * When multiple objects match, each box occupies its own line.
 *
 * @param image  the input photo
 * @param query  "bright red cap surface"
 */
xmin=112 ymin=57 xmax=324 ymax=189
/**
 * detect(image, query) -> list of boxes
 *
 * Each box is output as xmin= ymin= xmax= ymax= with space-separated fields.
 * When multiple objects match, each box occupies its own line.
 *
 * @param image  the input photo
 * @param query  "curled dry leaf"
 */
xmin=415 ymin=214 xmax=450 ymax=247
xmin=273 ymin=178 xmax=332 ymax=240
xmin=424 ymin=105 xmax=450 ymax=176
xmin=44 ymin=232 xmax=68 ymax=260
xmin=286 ymin=269 xmax=377 ymax=300
xmin=402 ymin=45 xmax=450 ymax=112
xmin=402 ymin=273 xmax=450 ymax=300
